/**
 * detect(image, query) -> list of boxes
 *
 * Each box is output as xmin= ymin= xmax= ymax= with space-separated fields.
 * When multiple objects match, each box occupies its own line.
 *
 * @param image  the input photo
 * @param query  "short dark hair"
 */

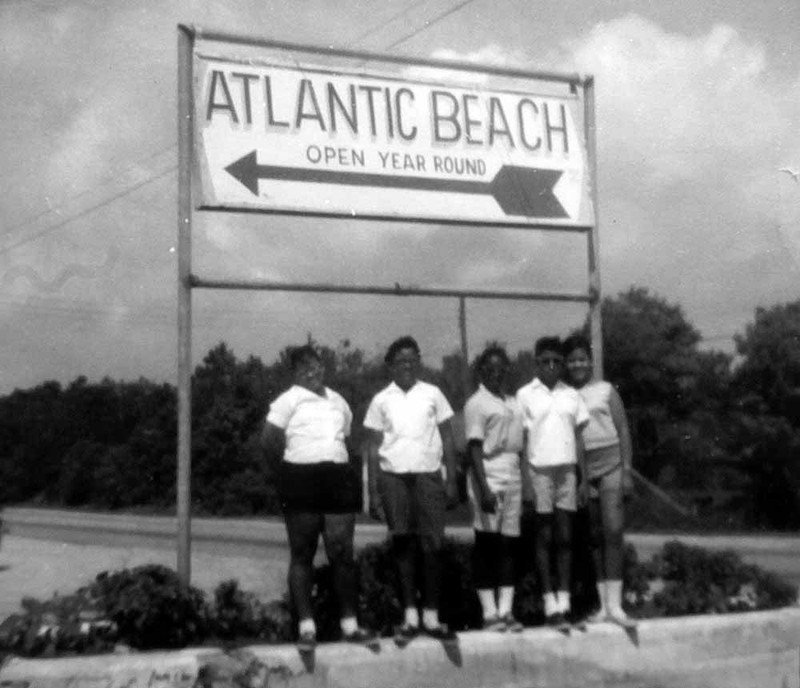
xmin=384 ymin=336 xmax=421 ymax=364
xmin=563 ymin=334 xmax=592 ymax=359
xmin=534 ymin=336 xmax=563 ymax=358
xmin=476 ymin=345 xmax=510 ymax=371
xmin=289 ymin=345 xmax=320 ymax=371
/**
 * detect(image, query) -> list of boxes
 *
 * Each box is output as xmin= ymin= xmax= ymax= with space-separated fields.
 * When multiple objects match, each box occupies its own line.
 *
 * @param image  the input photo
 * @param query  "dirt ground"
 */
xmin=0 ymin=535 xmax=288 ymax=621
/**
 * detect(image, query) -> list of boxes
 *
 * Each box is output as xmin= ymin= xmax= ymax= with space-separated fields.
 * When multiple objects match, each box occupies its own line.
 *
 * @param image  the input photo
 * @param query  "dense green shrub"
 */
xmin=1 ymin=539 xmax=797 ymax=659
xmin=308 ymin=536 xmax=797 ymax=635
xmin=211 ymin=579 xmax=292 ymax=643
xmin=639 ymin=541 xmax=797 ymax=616
xmin=86 ymin=565 xmax=209 ymax=649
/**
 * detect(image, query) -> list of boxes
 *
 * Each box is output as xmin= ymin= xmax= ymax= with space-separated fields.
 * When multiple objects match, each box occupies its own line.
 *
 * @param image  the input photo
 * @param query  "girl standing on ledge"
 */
xmin=563 ymin=334 xmax=635 ymax=627
xmin=262 ymin=345 xmax=375 ymax=650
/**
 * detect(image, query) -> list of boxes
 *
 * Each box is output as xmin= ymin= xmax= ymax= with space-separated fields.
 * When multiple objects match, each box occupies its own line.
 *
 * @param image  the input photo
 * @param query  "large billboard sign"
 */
xmin=193 ymin=47 xmax=593 ymax=227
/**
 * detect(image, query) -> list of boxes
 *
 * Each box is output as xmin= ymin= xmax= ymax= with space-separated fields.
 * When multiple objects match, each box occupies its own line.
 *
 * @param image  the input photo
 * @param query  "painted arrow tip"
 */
xmin=225 ymin=150 xmax=260 ymax=195
xmin=491 ymin=166 xmax=568 ymax=219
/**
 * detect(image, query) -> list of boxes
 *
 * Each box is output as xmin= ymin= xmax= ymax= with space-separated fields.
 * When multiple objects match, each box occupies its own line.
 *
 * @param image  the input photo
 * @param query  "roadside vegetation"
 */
xmin=2 ymin=286 xmax=800 ymax=531
xmin=0 ymin=536 xmax=795 ymax=659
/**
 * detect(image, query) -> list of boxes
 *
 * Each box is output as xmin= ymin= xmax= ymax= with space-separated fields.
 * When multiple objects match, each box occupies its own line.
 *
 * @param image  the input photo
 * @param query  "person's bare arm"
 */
xmin=260 ymin=421 xmax=285 ymax=467
xmin=609 ymin=387 xmax=634 ymax=495
xmin=365 ymin=429 xmax=384 ymax=521
xmin=469 ymin=439 xmax=496 ymax=513
xmin=439 ymin=419 xmax=459 ymax=509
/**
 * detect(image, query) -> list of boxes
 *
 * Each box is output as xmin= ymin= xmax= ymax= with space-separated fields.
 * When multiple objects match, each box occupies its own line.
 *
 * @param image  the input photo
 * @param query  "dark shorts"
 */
xmin=379 ymin=469 xmax=445 ymax=548
xmin=278 ymin=461 xmax=362 ymax=514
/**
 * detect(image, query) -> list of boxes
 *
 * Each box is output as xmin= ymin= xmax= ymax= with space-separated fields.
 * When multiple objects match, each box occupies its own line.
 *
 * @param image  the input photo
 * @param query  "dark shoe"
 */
xmin=394 ymin=623 xmax=419 ymax=644
xmin=343 ymin=627 xmax=379 ymax=646
xmin=296 ymin=630 xmax=316 ymax=652
xmin=424 ymin=624 xmax=456 ymax=641
xmin=546 ymin=613 xmax=570 ymax=634
xmin=501 ymin=614 xmax=523 ymax=633
xmin=483 ymin=615 xmax=506 ymax=632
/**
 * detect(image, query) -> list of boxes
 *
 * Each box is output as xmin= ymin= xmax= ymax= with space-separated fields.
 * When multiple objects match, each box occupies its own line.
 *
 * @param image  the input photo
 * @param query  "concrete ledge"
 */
xmin=3 ymin=609 xmax=800 ymax=688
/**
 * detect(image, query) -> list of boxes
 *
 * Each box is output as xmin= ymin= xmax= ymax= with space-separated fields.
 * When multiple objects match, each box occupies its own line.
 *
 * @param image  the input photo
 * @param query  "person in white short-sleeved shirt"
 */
xmin=464 ymin=346 xmax=525 ymax=632
xmin=364 ymin=380 xmax=453 ymax=473
xmin=261 ymin=346 xmax=374 ymax=649
xmin=266 ymin=384 xmax=352 ymax=465
xmin=364 ymin=336 xmax=458 ymax=641
xmin=516 ymin=336 xmax=589 ymax=627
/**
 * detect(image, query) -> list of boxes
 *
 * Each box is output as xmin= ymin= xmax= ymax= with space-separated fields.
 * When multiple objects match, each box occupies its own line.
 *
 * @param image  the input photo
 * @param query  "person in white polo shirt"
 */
xmin=516 ymin=336 xmax=590 ymax=627
xmin=364 ymin=336 xmax=458 ymax=641
xmin=464 ymin=345 xmax=525 ymax=632
xmin=262 ymin=345 xmax=374 ymax=651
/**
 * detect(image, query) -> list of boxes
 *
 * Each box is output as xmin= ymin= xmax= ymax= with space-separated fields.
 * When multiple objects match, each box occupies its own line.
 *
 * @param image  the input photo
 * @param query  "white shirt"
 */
xmin=578 ymin=380 xmax=620 ymax=451
xmin=266 ymin=385 xmax=351 ymax=465
xmin=363 ymin=380 xmax=454 ymax=473
xmin=516 ymin=378 xmax=590 ymax=468
xmin=464 ymin=384 xmax=523 ymax=484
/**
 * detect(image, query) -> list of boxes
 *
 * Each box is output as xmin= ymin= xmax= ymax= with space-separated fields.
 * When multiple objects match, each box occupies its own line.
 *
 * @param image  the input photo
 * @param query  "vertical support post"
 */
xmin=583 ymin=76 xmax=604 ymax=379
xmin=458 ymin=296 xmax=470 ymax=397
xmin=176 ymin=24 xmax=195 ymax=584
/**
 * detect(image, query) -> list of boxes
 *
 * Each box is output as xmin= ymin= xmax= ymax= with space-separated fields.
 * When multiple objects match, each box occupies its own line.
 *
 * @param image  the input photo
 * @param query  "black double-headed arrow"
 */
xmin=225 ymin=150 xmax=568 ymax=219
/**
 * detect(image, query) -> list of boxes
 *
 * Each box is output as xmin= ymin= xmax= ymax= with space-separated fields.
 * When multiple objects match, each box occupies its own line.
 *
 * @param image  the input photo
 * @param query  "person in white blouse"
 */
xmin=262 ymin=345 xmax=374 ymax=650
xmin=563 ymin=334 xmax=635 ymax=627
xmin=464 ymin=345 xmax=525 ymax=632
xmin=364 ymin=336 xmax=458 ymax=641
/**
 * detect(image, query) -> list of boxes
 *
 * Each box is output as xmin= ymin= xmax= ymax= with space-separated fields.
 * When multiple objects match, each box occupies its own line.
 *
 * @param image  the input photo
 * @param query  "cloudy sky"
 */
xmin=1 ymin=0 xmax=799 ymax=394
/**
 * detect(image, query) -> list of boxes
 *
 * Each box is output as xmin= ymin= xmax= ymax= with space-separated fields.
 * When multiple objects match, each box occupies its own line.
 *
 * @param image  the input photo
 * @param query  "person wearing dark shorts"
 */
xmin=364 ymin=336 xmax=459 ymax=640
xmin=262 ymin=345 xmax=373 ymax=649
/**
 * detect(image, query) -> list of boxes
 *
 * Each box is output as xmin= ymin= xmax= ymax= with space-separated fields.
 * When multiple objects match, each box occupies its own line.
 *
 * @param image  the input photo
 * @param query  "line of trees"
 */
xmin=1 ymin=286 xmax=799 ymax=529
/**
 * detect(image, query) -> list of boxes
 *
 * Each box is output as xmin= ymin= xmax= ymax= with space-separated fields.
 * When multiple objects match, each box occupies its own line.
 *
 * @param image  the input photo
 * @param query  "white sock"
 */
xmin=498 ymin=586 xmax=514 ymax=617
xmin=422 ymin=608 xmax=440 ymax=629
xmin=298 ymin=618 xmax=316 ymax=636
xmin=340 ymin=616 xmax=358 ymax=635
xmin=478 ymin=589 xmax=498 ymax=620
xmin=556 ymin=590 xmax=571 ymax=615
xmin=543 ymin=591 xmax=558 ymax=617
xmin=404 ymin=606 xmax=419 ymax=628
xmin=607 ymin=579 xmax=626 ymax=614
xmin=594 ymin=580 xmax=608 ymax=616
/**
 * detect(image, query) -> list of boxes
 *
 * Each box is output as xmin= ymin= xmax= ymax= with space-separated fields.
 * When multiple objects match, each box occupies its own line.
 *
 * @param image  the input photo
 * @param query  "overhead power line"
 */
xmin=0 ymin=166 xmax=176 ymax=256
xmin=347 ymin=0 xmax=433 ymax=47
xmin=384 ymin=0 xmax=480 ymax=50
xmin=2 ymin=145 xmax=176 ymax=240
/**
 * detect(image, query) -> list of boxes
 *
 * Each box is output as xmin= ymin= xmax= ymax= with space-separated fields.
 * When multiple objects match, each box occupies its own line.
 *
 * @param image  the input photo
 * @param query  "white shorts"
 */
xmin=468 ymin=475 xmax=522 ymax=537
xmin=531 ymin=464 xmax=576 ymax=513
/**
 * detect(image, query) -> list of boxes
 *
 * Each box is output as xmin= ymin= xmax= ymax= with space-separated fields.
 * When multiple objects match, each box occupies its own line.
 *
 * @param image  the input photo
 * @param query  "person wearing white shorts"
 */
xmin=464 ymin=346 xmax=525 ymax=632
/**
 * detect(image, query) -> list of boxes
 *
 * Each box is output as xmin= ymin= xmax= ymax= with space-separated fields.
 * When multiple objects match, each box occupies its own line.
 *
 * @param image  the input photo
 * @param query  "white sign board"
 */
xmin=194 ymin=49 xmax=593 ymax=227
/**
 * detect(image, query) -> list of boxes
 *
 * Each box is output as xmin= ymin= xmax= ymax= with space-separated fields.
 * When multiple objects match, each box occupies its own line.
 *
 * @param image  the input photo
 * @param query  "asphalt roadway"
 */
xmin=1 ymin=507 xmax=799 ymax=622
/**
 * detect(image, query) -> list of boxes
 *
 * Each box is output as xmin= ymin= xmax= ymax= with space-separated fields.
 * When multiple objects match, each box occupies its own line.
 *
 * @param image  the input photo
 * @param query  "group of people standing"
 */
xmin=262 ymin=333 xmax=633 ymax=650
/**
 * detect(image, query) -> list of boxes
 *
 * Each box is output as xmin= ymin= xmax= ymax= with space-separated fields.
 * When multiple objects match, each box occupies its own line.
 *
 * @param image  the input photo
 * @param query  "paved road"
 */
xmin=1 ymin=507 xmax=798 ymax=621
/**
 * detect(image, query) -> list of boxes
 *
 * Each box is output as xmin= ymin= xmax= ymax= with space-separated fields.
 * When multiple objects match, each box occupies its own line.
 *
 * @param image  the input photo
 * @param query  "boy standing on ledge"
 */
xmin=365 ymin=336 xmax=459 ymax=640
xmin=516 ymin=336 xmax=589 ymax=627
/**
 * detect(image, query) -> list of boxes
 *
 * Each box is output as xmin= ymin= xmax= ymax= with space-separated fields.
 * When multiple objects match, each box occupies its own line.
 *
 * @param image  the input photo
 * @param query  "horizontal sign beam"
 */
xmin=190 ymin=275 xmax=594 ymax=303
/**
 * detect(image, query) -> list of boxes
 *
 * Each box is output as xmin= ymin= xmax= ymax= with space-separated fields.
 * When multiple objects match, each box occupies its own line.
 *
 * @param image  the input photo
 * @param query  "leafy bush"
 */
xmin=0 ymin=589 xmax=117 ymax=659
xmin=86 ymin=565 xmax=209 ymax=649
xmin=636 ymin=541 xmax=798 ymax=617
xmin=211 ymin=579 xmax=292 ymax=643
xmin=308 ymin=536 xmax=797 ymax=635
xmin=2 ymin=539 xmax=797 ymax=659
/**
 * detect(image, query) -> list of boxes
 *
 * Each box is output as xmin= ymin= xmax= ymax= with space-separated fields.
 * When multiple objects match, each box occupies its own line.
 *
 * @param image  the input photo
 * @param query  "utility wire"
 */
xmin=2 ymin=145 xmax=176 ymax=239
xmin=347 ymin=0 xmax=433 ymax=47
xmin=0 ymin=166 xmax=176 ymax=256
xmin=384 ymin=0 xmax=479 ymax=50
